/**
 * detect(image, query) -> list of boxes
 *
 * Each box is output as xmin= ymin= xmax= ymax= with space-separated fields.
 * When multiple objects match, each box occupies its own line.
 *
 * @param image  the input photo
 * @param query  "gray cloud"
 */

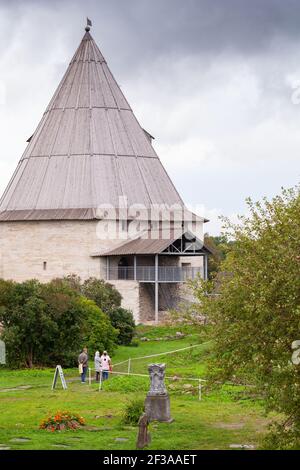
xmin=0 ymin=0 xmax=299 ymax=234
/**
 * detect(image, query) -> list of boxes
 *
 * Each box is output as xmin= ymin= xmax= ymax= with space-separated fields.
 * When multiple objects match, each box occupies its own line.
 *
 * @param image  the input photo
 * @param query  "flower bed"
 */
xmin=39 ymin=411 xmax=85 ymax=432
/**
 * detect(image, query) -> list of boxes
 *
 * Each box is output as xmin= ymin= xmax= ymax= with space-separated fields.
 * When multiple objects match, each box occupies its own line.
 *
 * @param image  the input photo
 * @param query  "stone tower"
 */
xmin=0 ymin=24 xmax=210 ymax=323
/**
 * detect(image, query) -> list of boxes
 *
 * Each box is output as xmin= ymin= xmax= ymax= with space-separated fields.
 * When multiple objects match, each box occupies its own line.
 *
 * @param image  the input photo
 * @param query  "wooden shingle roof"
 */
xmin=0 ymin=29 xmax=185 ymax=221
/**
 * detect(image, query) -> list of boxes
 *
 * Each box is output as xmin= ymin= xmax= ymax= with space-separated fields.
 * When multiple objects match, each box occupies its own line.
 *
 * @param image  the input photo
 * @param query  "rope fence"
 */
xmin=82 ymin=343 xmax=210 ymax=400
xmin=94 ymin=368 xmax=206 ymax=401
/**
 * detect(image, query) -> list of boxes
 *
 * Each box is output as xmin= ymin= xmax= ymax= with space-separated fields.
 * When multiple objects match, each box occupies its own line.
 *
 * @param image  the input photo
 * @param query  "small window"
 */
xmin=43 ymin=262 xmax=47 ymax=271
xmin=182 ymin=262 xmax=191 ymax=268
xmin=121 ymin=220 xmax=128 ymax=232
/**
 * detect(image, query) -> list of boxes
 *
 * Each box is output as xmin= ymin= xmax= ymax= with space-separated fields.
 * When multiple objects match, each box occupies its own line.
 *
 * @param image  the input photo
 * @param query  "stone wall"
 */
xmin=109 ymin=280 xmax=140 ymax=323
xmin=139 ymin=284 xmax=155 ymax=323
xmin=0 ymin=220 xmax=121 ymax=282
xmin=179 ymin=255 xmax=204 ymax=270
xmin=0 ymin=220 xmax=205 ymax=324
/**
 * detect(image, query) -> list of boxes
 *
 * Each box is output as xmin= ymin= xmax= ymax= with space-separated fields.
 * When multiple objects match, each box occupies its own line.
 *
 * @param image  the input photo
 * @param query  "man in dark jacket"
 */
xmin=78 ymin=348 xmax=88 ymax=383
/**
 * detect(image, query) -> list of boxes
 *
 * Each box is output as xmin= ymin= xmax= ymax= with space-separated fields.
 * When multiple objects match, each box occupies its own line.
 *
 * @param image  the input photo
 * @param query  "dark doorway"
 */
xmin=118 ymin=257 xmax=129 ymax=280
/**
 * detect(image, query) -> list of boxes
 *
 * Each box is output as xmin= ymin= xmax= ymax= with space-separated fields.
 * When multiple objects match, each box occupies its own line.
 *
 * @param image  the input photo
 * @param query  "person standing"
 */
xmin=94 ymin=351 xmax=101 ymax=382
xmin=100 ymin=350 xmax=111 ymax=380
xmin=78 ymin=347 xmax=88 ymax=383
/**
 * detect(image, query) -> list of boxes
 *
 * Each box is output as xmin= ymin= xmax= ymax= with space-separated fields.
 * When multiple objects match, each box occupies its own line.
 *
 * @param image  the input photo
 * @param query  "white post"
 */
xmin=198 ymin=380 xmax=202 ymax=401
xmin=127 ymin=358 xmax=131 ymax=375
xmin=89 ymin=368 xmax=91 ymax=386
xmin=99 ymin=371 xmax=103 ymax=391
xmin=155 ymin=254 xmax=159 ymax=324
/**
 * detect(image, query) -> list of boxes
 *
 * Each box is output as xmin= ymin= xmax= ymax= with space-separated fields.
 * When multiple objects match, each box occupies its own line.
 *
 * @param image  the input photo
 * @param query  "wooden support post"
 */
xmin=204 ymin=255 xmax=208 ymax=281
xmin=106 ymin=257 xmax=110 ymax=280
xmin=134 ymin=255 xmax=137 ymax=281
xmin=155 ymin=254 xmax=159 ymax=324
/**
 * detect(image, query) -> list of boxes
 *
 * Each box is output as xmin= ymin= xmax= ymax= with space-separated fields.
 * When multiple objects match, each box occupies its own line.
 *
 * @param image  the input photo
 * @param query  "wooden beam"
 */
xmin=106 ymin=257 xmax=110 ymax=280
xmin=134 ymin=255 xmax=137 ymax=281
xmin=155 ymin=254 xmax=159 ymax=324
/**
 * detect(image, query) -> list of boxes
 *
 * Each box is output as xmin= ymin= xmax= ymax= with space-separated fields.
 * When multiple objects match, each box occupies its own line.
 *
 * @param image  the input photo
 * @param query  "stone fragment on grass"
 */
xmin=10 ymin=438 xmax=31 ymax=442
xmin=182 ymin=384 xmax=194 ymax=390
xmin=168 ymin=384 xmax=177 ymax=390
xmin=115 ymin=437 xmax=129 ymax=442
xmin=176 ymin=332 xmax=185 ymax=338
xmin=85 ymin=426 xmax=104 ymax=432
xmin=0 ymin=385 xmax=32 ymax=393
xmin=215 ymin=423 xmax=245 ymax=430
xmin=229 ymin=444 xmax=255 ymax=449
xmin=51 ymin=444 xmax=71 ymax=448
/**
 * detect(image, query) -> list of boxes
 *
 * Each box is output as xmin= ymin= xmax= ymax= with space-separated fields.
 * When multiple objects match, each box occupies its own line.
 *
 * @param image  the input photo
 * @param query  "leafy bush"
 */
xmin=62 ymin=276 xmax=136 ymax=345
xmin=108 ymin=308 xmax=136 ymax=345
xmin=0 ymin=278 xmax=118 ymax=368
xmin=81 ymin=277 xmax=122 ymax=314
xmin=121 ymin=398 xmax=145 ymax=425
xmin=192 ymin=186 xmax=300 ymax=448
xmin=80 ymin=297 xmax=118 ymax=354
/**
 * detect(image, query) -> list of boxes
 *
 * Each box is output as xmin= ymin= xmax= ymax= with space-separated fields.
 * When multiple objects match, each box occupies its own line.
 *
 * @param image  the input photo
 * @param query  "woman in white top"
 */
xmin=100 ymin=351 xmax=111 ymax=380
xmin=94 ymin=351 xmax=101 ymax=382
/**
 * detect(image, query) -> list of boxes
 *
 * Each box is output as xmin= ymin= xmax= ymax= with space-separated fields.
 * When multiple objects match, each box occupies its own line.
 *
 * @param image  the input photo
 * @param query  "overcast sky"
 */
xmin=0 ymin=0 xmax=299 ymax=234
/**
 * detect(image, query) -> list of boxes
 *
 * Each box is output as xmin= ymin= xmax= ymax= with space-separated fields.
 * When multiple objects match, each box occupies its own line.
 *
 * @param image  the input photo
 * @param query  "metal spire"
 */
xmin=85 ymin=17 xmax=92 ymax=32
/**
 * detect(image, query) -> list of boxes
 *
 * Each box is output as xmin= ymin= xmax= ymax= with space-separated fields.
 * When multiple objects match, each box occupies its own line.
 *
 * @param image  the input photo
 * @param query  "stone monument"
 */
xmin=136 ymin=413 xmax=151 ymax=449
xmin=145 ymin=363 xmax=172 ymax=422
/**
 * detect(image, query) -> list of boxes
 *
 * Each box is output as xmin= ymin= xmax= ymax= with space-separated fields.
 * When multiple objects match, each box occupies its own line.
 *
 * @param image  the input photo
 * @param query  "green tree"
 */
xmin=0 ymin=278 xmax=118 ymax=368
xmin=192 ymin=187 xmax=300 ymax=448
xmin=62 ymin=275 xmax=122 ymax=315
xmin=108 ymin=307 xmax=136 ymax=345
xmin=0 ymin=280 xmax=53 ymax=367
xmin=204 ymin=234 xmax=234 ymax=279
xmin=81 ymin=277 xmax=122 ymax=314
xmin=80 ymin=297 xmax=118 ymax=353
xmin=62 ymin=276 xmax=136 ymax=345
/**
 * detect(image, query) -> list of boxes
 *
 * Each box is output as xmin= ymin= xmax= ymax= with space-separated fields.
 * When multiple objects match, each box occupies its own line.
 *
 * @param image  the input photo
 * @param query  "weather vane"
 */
xmin=85 ymin=17 xmax=92 ymax=32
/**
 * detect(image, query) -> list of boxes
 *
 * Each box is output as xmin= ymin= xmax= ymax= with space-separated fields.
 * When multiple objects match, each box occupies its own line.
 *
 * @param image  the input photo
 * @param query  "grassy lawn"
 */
xmin=0 ymin=326 xmax=270 ymax=450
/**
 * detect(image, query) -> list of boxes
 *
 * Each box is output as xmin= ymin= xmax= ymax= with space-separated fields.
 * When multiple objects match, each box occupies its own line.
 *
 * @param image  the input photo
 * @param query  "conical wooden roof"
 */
xmin=0 ymin=30 xmax=184 ymax=221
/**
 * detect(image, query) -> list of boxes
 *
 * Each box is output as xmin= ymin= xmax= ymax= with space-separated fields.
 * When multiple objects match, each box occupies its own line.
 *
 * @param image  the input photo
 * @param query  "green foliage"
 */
xmin=192 ymin=186 xmax=300 ymax=448
xmin=121 ymin=398 xmax=145 ymax=425
xmin=0 ymin=278 xmax=118 ymax=368
xmin=81 ymin=277 xmax=122 ymax=315
xmin=62 ymin=276 xmax=135 ymax=345
xmin=262 ymin=421 xmax=300 ymax=450
xmin=204 ymin=234 xmax=234 ymax=279
xmin=108 ymin=307 xmax=135 ymax=345
xmin=80 ymin=297 xmax=118 ymax=353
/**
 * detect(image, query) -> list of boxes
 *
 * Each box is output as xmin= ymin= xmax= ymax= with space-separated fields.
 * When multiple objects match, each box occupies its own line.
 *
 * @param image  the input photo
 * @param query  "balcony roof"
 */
xmin=91 ymin=230 xmax=213 ymax=256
